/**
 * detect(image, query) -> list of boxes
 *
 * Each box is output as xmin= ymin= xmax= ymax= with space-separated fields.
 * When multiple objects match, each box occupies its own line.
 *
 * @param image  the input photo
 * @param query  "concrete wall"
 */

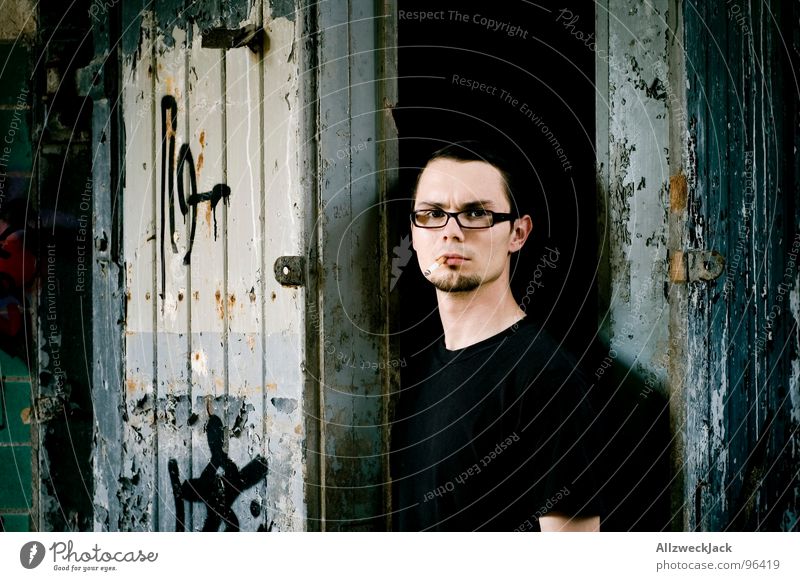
xmin=596 ymin=1 xmax=670 ymax=396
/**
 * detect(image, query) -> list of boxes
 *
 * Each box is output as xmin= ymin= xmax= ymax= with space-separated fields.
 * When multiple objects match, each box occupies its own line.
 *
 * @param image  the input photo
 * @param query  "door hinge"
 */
xmin=669 ymin=250 xmax=725 ymax=283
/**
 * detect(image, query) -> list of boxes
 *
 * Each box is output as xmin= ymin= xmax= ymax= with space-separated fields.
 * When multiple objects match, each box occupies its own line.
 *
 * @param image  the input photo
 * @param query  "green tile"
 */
xmin=0 ymin=44 xmax=31 ymax=105
xmin=0 ymin=108 xmax=32 ymax=173
xmin=1 ymin=382 xmax=31 ymax=444
xmin=0 ymin=445 xmax=31 ymax=509
xmin=0 ymin=512 xmax=30 ymax=531
xmin=0 ymin=349 xmax=29 ymax=378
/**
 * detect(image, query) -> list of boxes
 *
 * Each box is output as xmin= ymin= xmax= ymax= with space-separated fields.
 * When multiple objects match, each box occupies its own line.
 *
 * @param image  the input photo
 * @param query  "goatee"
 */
xmin=431 ymin=273 xmax=482 ymax=293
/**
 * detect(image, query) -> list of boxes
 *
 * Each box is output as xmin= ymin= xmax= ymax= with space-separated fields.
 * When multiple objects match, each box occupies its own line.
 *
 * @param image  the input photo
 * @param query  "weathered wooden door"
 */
xmin=107 ymin=3 xmax=306 ymax=531
xmin=86 ymin=0 xmax=396 ymax=532
xmin=674 ymin=0 xmax=799 ymax=531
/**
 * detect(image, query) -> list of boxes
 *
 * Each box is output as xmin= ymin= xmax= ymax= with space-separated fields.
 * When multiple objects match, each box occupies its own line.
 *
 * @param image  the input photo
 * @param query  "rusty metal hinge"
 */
xmin=669 ymin=250 xmax=725 ymax=283
xmin=274 ymin=256 xmax=305 ymax=287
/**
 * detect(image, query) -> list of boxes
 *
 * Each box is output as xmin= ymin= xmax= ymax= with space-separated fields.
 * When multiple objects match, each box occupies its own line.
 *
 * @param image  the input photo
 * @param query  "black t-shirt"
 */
xmin=390 ymin=317 xmax=604 ymax=531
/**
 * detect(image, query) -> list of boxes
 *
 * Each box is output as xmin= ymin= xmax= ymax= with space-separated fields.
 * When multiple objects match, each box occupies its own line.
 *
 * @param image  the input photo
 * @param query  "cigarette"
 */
xmin=423 ymin=256 xmax=447 ymax=277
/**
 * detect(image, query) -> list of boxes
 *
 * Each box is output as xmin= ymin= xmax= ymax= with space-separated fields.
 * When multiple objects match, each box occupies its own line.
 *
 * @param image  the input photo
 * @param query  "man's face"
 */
xmin=411 ymin=158 xmax=530 ymax=293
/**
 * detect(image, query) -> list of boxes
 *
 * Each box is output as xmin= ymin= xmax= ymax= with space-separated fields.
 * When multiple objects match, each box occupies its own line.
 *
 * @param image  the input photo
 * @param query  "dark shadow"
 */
xmin=391 ymin=0 xmax=672 ymax=531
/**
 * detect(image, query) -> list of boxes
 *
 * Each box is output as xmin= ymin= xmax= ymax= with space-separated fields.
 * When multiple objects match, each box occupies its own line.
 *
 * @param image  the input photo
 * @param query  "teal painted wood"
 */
xmin=684 ymin=0 xmax=799 ymax=531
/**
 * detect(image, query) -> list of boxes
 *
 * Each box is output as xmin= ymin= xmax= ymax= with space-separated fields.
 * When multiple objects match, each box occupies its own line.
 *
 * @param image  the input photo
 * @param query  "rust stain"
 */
xmin=271 ymin=291 xmax=277 ymax=301
xmin=229 ymin=294 xmax=236 ymax=308
xmin=204 ymin=202 xmax=213 ymax=232
xmin=178 ymin=291 xmax=184 ymax=302
xmin=246 ymin=334 xmax=256 ymax=352
xmin=126 ymin=378 xmax=138 ymax=395
xmin=266 ymin=382 xmax=277 ymax=393
xmin=294 ymin=424 xmax=302 ymax=435
xmin=215 ymin=289 xmax=224 ymax=319
xmin=249 ymin=287 xmax=256 ymax=302
xmin=669 ymin=251 xmax=687 ymax=283
xmin=193 ymin=290 xmax=200 ymax=301
xmin=670 ymin=174 xmax=688 ymax=211
xmin=165 ymin=78 xmax=181 ymax=101
xmin=21 ymin=407 xmax=31 ymax=425
xmin=145 ymin=291 xmax=151 ymax=301
xmin=196 ymin=130 xmax=206 ymax=174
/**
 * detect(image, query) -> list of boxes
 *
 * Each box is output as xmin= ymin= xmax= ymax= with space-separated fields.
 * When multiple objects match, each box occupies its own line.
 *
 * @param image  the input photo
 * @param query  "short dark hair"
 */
xmin=413 ymin=140 xmax=522 ymax=215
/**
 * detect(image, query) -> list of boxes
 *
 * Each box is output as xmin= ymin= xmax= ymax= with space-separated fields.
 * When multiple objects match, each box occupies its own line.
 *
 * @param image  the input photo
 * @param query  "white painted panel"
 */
xmin=120 ymin=10 xmax=157 ymax=531
xmin=153 ymin=26 xmax=193 ymax=533
xmin=119 ymin=13 xmax=156 ymax=530
xmin=186 ymin=22 xmax=228 ymax=531
xmin=120 ymin=7 xmax=307 ymax=532
xmin=225 ymin=34 xmax=267 ymax=531
xmin=261 ymin=11 xmax=306 ymax=531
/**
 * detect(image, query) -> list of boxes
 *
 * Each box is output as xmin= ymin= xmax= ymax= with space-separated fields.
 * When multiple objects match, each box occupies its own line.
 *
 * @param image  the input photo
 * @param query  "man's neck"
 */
xmin=436 ymin=276 xmax=525 ymax=350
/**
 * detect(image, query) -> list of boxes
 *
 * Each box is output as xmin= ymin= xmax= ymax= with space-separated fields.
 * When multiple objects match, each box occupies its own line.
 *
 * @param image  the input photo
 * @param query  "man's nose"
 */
xmin=440 ymin=215 xmax=465 ymax=239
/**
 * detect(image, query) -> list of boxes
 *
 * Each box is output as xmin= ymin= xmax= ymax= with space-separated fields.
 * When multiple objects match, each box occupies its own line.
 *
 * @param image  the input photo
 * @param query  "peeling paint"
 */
xmin=271 ymin=397 xmax=297 ymax=415
xmin=191 ymin=350 xmax=208 ymax=377
xmin=268 ymin=0 xmax=296 ymax=22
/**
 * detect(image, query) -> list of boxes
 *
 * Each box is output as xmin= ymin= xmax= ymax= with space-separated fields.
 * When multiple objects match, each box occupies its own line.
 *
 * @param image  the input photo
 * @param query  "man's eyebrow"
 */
xmin=415 ymin=200 xmax=497 ymax=209
xmin=459 ymin=200 xmax=496 ymax=209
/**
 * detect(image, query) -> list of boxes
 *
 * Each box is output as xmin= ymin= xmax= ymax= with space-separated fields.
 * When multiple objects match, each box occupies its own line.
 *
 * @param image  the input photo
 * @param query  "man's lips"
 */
xmin=441 ymin=254 xmax=467 ymax=265
xmin=423 ymin=254 xmax=467 ymax=277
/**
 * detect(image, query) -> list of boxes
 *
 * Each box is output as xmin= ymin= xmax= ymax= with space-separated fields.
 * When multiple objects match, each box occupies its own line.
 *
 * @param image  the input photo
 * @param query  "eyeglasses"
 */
xmin=410 ymin=209 xmax=515 ymax=229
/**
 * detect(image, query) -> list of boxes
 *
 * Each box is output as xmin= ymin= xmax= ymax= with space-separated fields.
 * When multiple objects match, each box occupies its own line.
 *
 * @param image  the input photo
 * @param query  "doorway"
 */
xmin=392 ymin=1 xmax=597 ymax=362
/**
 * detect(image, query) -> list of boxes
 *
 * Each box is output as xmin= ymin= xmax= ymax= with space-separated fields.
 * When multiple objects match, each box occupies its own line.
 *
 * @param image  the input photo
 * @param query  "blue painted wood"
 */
xmin=684 ymin=0 xmax=799 ymax=531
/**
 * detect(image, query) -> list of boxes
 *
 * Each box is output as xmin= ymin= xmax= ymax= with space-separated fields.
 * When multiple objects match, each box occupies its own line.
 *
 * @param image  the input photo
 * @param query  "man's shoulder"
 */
xmin=506 ymin=318 xmax=569 ymax=360
xmin=505 ymin=319 xmax=590 ymax=388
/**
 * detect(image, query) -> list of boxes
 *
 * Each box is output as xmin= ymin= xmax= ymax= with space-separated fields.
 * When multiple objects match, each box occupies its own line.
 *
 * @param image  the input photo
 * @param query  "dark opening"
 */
xmin=391 ymin=2 xmax=672 ymax=532
xmin=393 ymin=1 xmax=597 ymax=357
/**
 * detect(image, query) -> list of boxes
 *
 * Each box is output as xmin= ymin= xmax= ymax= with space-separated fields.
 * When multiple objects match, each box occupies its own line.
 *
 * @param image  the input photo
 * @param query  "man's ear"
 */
xmin=509 ymin=215 xmax=533 ymax=253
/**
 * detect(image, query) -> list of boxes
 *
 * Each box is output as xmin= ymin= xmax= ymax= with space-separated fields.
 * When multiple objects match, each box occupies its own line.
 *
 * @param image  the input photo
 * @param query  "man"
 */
xmin=390 ymin=141 xmax=603 ymax=531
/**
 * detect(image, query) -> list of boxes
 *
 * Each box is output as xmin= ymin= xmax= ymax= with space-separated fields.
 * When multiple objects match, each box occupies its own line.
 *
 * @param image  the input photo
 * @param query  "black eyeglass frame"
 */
xmin=409 ymin=209 xmax=516 ymax=229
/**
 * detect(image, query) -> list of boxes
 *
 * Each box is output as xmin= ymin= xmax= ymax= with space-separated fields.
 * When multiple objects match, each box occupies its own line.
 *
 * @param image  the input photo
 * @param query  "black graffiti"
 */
xmin=160 ymin=95 xmax=231 ymax=299
xmin=168 ymin=415 xmax=268 ymax=532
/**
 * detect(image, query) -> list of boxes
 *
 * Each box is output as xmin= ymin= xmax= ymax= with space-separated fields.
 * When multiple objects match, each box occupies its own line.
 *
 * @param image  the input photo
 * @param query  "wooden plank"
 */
xmin=683 ymin=0 xmax=710 ymax=533
xmin=120 ymin=9 xmax=157 ymax=531
xmin=704 ymin=0 xmax=730 ymax=532
xmin=260 ymin=6 xmax=306 ymax=531
xmin=682 ymin=0 xmax=800 ymax=531
xmin=152 ymin=24 xmax=193 ymax=533
xmin=224 ymin=25 xmax=267 ymax=531
xmin=376 ymin=0 xmax=400 ymax=532
xmin=186 ymin=21 xmax=227 ymax=532
xmin=317 ymin=0 xmax=385 ymax=530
